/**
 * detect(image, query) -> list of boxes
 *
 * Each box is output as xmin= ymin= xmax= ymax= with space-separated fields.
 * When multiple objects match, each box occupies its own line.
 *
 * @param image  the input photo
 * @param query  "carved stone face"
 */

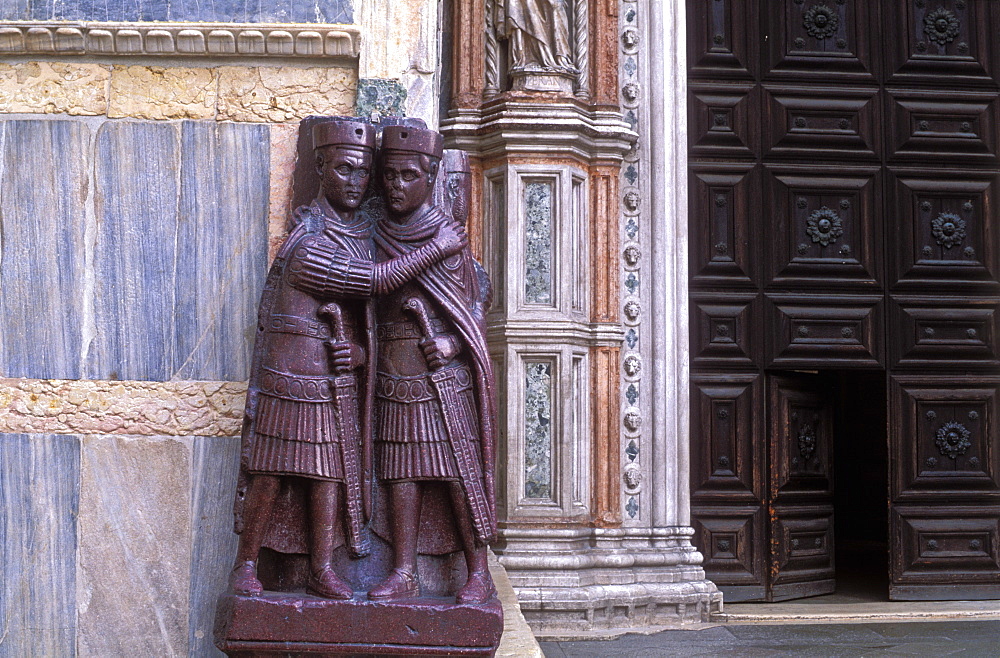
xmin=318 ymin=146 xmax=373 ymax=213
xmin=381 ymin=152 xmax=436 ymax=217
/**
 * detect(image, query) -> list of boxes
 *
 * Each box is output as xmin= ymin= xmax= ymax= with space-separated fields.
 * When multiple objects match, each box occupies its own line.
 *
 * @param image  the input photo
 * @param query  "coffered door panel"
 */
xmin=690 ymin=83 xmax=759 ymax=159
xmin=887 ymin=90 xmax=1000 ymax=165
xmin=763 ymin=85 xmax=881 ymax=161
xmin=891 ymin=506 xmax=1000 ymax=600
xmin=691 ymin=292 xmax=761 ymax=369
xmin=890 ymin=376 xmax=1000 ymax=500
xmin=885 ymin=0 xmax=995 ymax=87
xmin=763 ymin=0 xmax=878 ymax=82
xmin=691 ymin=373 xmax=764 ymax=502
xmin=690 ymin=165 xmax=759 ymax=288
xmin=766 ymin=294 xmax=884 ymax=368
xmin=887 ymin=170 xmax=1000 ymax=293
xmin=891 ymin=296 xmax=1000 ymax=370
xmin=764 ymin=167 xmax=882 ymax=289
xmin=687 ymin=0 xmax=758 ymax=80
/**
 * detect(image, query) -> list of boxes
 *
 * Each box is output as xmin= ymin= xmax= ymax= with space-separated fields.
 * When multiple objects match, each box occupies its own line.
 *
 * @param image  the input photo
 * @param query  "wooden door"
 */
xmin=767 ymin=374 xmax=836 ymax=601
xmin=688 ymin=0 xmax=1000 ymax=601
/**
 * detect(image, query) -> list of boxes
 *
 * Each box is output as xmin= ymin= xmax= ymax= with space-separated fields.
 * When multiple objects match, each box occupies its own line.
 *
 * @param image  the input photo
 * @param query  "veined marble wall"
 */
xmin=0 ymin=0 xmax=442 ymax=654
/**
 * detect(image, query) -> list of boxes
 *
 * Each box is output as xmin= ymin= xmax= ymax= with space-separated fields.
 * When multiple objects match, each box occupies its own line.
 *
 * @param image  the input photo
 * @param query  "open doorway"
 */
xmin=831 ymin=371 xmax=889 ymax=602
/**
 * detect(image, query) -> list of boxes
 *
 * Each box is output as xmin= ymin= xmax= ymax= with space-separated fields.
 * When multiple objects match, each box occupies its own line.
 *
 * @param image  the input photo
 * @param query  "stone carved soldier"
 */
xmin=367 ymin=125 xmax=498 ymax=604
xmin=231 ymin=119 xmax=468 ymax=599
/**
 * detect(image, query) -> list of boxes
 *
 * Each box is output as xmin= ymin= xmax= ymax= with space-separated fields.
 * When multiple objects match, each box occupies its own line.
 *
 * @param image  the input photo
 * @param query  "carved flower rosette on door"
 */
xmin=798 ymin=423 xmax=817 ymax=462
xmin=935 ymin=421 xmax=971 ymax=460
xmin=923 ymin=8 xmax=960 ymax=46
xmin=803 ymin=4 xmax=840 ymax=40
xmin=806 ymin=206 xmax=844 ymax=247
xmin=931 ymin=212 xmax=966 ymax=249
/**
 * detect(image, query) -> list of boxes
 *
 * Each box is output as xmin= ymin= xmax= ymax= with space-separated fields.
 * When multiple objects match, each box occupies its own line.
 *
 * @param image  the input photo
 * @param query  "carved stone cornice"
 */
xmin=0 ymin=21 xmax=360 ymax=59
xmin=442 ymin=102 xmax=636 ymax=164
xmin=485 ymin=319 xmax=625 ymax=347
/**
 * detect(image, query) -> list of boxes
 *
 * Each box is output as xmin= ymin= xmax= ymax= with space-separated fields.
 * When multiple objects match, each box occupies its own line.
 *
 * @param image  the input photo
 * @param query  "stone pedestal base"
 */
xmin=499 ymin=527 xmax=723 ymax=639
xmin=214 ymin=593 xmax=503 ymax=657
xmin=510 ymin=71 xmax=575 ymax=94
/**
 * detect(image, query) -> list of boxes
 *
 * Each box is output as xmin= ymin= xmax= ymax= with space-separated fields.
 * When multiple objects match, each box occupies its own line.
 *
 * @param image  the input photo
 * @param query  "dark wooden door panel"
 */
xmin=763 ymin=0 xmax=878 ymax=83
xmin=890 ymin=376 xmax=1000 ymax=499
xmin=688 ymin=0 xmax=1000 ymax=603
xmin=763 ymin=85 xmax=881 ymax=161
xmin=769 ymin=374 xmax=835 ymax=500
xmin=687 ymin=0 xmax=758 ymax=80
xmin=767 ymin=373 xmax=836 ymax=600
xmin=890 ymin=296 xmax=1000 ymax=369
xmin=692 ymin=507 xmax=767 ymax=599
xmin=886 ymin=89 xmax=1000 ymax=165
xmin=890 ymin=506 xmax=1000 ymax=600
xmin=690 ymin=165 xmax=759 ymax=288
xmin=887 ymin=169 xmax=1000 ymax=292
xmin=769 ymin=509 xmax=836 ymax=601
xmin=691 ymin=373 xmax=764 ymax=501
xmin=764 ymin=167 xmax=882 ymax=289
xmin=691 ymin=292 xmax=761 ymax=368
xmin=689 ymin=83 xmax=759 ymax=158
xmin=765 ymin=294 xmax=884 ymax=368
xmin=885 ymin=0 xmax=995 ymax=87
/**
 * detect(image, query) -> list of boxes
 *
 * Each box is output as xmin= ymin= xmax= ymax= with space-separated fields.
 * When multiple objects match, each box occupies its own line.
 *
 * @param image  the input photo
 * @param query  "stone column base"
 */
xmin=498 ymin=526 xmax=723 ymax=639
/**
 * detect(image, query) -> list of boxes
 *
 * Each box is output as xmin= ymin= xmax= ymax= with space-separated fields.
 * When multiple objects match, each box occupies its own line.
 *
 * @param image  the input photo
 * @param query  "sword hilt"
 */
xmin=318 ymin=302 xmax=348 ymax=343
xmin=403 ymin=297 xmax=437 ymax=339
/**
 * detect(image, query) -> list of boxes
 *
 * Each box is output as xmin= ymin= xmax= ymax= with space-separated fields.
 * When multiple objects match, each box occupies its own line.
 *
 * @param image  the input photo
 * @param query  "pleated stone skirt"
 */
xmin=248 ymin=393 xmax=344 ymax=481
xmin=375 ymin=371 xmax=480 ymax=482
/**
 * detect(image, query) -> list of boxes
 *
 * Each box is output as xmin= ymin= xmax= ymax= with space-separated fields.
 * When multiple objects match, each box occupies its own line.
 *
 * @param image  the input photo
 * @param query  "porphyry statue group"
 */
xmin=230 ymin=119 xmax=498 ymax=605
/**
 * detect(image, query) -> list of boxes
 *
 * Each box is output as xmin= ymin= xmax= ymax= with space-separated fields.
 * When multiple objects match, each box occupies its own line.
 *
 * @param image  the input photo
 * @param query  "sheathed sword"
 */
xmin=403 ymin=297 xmax=497 ymax=544
xmin=318 ymin=302 xmax=370 ymax=557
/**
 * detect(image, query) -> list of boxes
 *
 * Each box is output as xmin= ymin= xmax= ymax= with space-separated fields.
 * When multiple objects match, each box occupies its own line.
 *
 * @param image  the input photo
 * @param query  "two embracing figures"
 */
xmin=229 ymin=118 xmax=497 ymax=605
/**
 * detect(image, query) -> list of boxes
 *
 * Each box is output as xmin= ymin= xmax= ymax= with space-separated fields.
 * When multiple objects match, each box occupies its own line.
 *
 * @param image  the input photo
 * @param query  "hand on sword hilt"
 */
xmin=404 ymin=297 xmax=458 ymax=370
xmin=319 ymin=302 xmax=359 ymax=374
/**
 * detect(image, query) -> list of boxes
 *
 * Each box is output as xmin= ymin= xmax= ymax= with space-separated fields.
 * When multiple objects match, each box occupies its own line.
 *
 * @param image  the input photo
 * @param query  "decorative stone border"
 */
xmin=0 ymin=22 xmax=360 ymax=58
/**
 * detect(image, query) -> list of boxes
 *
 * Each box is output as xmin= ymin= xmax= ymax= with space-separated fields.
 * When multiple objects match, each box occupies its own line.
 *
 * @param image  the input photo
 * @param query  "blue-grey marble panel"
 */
xmin=0 ymin=120 xmax=89 ymax=379
xmin=174 ymin=121 xmax=268 ymax=381
xmin=188 ymin=435 xmax=240 ymax=657
xmin=0 ymin=433 xmax=79 ymax=657
xmin=524 ymin=361 xmax=553 ymax=499
xmin=88 ymin=120 xmax=268 ymax=382
xmin=1 ymin=0 xmax=351 ymax=23
xmin=524 ymin=181 xmax=553 ymax=305
xmin=88 ymin=120 xmax=181 ymax=381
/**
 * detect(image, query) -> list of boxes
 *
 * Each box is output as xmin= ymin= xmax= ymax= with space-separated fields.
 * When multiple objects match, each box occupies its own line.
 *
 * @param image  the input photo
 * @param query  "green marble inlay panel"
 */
xmin=524 ymin=181 xmax=553 ymax=305
xmin=524 ymin=361 xmax=553 ymax=499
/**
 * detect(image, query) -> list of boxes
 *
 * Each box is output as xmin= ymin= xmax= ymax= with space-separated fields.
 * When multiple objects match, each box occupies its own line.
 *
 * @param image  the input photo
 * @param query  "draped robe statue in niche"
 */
xmin=496 ymin=0 xmax=574 ymax=72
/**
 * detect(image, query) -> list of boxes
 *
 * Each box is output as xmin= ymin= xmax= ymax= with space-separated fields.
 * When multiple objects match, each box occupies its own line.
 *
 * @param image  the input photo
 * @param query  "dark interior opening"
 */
xmin=831 ymin=370 xmax=889 ymax=601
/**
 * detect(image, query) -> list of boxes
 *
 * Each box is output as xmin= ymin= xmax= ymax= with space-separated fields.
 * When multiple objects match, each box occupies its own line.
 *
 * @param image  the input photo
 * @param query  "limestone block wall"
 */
xmin=0 ymin=1 xmax=442 ymax=655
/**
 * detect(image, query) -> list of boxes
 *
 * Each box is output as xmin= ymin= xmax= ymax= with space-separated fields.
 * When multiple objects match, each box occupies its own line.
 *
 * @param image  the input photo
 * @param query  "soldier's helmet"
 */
xmin=312 ymin=119 xmax=376 ymax=152
xmin=381 ymin=125 xmax=444 ymax=160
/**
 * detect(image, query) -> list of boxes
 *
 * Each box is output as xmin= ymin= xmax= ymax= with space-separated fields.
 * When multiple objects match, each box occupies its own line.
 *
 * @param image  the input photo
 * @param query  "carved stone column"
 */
xmin=442 ymin=0 xmax=721 ymax=637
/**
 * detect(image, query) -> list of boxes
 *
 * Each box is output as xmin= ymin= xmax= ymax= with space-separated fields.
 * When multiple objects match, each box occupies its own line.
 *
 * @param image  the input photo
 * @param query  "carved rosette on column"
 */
xmin=620 ymin=0 xmax=643 ymax=524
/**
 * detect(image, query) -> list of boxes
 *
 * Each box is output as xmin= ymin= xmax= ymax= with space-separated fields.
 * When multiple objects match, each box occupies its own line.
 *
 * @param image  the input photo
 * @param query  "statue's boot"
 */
xmin=307 ymin=565 xmax=353 ymax=599
xmin=455 ymin=569 xmax=496 ymax=604
xmin=367 ymin=568 xmax=418 ymax=600
xmin=230 ymin=560 xmax=263 ymax=596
